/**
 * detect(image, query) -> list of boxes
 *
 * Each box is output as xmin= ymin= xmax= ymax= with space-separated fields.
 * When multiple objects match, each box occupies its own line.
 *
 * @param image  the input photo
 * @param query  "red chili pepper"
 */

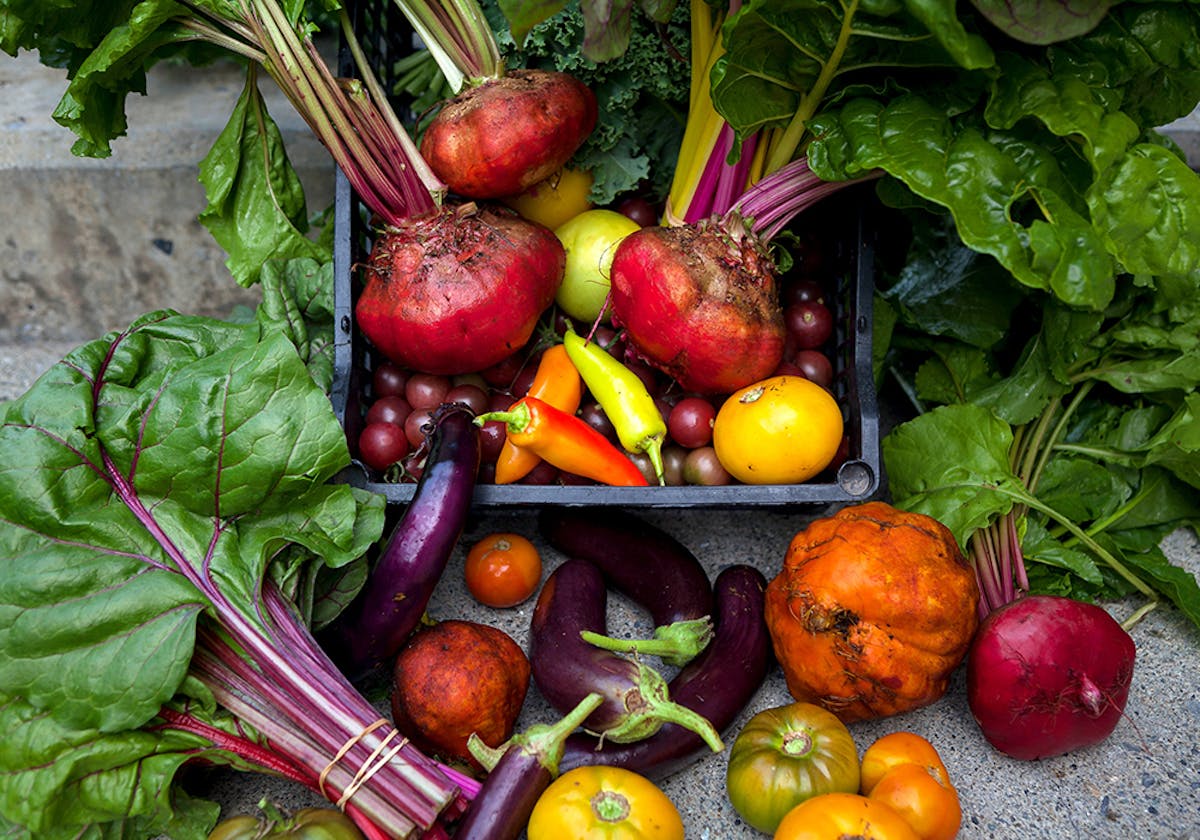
xmin=494 ymin=345 xmax=583 ymax=485
xmin=475 ymin=396 xmax=649 ymax=487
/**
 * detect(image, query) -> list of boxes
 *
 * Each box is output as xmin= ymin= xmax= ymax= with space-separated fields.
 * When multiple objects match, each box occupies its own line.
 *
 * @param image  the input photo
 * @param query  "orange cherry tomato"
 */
xmin=868 ymin=763 xmax=962 ymax=840
xmin=773 ymin=792 xmax=920 ymax=840
xmin=712 ymin=375 xmax=844 ymax=485
xmin=464 ymin=532 xmax=543 ymax=608
xmin=859 ymin=732 xmax=951 ymax=795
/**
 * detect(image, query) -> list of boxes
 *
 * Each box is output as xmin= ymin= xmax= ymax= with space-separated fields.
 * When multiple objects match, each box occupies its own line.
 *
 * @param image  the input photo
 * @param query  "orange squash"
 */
xmin=765 ymin=501 xmax=979 ymax=723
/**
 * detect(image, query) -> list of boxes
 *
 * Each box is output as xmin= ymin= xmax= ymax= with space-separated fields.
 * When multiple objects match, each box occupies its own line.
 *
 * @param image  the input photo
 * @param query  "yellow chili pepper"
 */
xmin=562 ymin=327 xmax=666 ymax=485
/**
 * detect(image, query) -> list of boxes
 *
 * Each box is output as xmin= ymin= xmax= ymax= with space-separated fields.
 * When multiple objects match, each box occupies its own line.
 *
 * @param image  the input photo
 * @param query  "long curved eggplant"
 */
xmin=537 ymin=507 xmax=714 ymax=665
xmin=529 ymin=558 xmax=723 ymax=750
xmin=324 ymin=403 xmax=480 ymax=679
xmin=557 ymin=564 xmax=772 ymax=780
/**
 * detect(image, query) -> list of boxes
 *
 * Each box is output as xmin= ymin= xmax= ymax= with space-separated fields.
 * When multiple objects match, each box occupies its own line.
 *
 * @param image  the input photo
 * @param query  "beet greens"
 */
xmin=880 ymin=215 xmax=1200 ymax=630
xmin=1 ymin=0 xmax=446 ymax=287
xmin=0 ymin=309 xmax=473 ymax=838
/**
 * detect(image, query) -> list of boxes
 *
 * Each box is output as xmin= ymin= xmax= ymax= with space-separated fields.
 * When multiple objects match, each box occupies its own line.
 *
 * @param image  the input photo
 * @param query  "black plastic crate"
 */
xmin=329 ymin=1 xmax=881 ymax=508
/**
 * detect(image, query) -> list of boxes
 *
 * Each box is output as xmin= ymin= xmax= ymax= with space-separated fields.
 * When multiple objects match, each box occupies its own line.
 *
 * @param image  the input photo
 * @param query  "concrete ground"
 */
xmin=3 ymin=47 xmax=1199 ymax=840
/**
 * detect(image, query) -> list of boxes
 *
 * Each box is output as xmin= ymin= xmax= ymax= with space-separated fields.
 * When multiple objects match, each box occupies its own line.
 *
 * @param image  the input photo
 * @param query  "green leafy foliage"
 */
xmin=199 ymin=71 xmax=330 ymax=287
xmin=711 ymin=0 xmax=1200 ymax=313
xmin=967 ymin=0 xmax=1112 ymax=45
xmin=0 ymin=290 xmax=385 ymax=835
xmin=879 ymin=208 xmax=1200 ymax=628
xmin=496 ymin=0 xmax=679 ymax=62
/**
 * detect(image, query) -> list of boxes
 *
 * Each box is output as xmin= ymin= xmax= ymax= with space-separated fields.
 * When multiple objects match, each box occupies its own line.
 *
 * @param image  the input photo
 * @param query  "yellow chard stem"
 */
xmin=666 ymin=0 xmax=727 ymax=222
xmin=765 ymin=0 xmax=859 ymax=175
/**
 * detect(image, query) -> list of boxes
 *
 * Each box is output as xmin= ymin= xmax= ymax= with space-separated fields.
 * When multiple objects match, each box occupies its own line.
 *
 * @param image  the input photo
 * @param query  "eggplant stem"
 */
xmin=579 ymin=617 xmax=714 ymax=667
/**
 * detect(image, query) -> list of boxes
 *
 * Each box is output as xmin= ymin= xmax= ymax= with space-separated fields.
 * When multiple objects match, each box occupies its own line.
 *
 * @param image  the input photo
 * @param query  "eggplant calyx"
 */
xmin=468 ymin=692 xmax=604 ymax=774
xmin=579 ymin=617 xmax=714 ymax=667
xmin=589 ymin=661 xmax=724 ymax=752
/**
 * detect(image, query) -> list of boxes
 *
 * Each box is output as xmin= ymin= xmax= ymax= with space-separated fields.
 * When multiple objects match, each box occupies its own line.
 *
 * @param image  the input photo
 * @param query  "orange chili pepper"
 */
xmin=475 ymin=396 xmax=650 ymax=487
xmin=494 ymin=344 xmax=583 ymax=484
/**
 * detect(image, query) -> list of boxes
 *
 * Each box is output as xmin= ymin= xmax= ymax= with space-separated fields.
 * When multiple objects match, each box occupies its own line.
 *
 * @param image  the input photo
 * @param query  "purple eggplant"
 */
xmin=537 ymin=507 xmax=714 ymax=665
xmin=529 ymin=558 xmax=723 ymax=751
xmin=452 ymin=693 xmax=602 ymax=840
xmin=557 ymin=564 xmax=772 ymax=781
xmin=324 ymin=403 xmax=480 ymax=678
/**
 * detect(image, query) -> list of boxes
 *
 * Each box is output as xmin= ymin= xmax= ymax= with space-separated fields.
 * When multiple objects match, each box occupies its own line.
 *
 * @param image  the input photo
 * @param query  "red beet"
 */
xmin=356 ymin=203 xmax=564 ymax=375
xmin=608 ymin=220 xmax=785 ymax=394
xmin=967 ymin=594 xmax=1136 ymax=761
xmin=420 ymin=69 xmax=598 ymax=200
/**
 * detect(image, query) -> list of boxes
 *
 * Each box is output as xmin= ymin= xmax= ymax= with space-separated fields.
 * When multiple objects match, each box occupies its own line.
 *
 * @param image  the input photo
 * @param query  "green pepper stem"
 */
xmin=643 ymin=436 xmax=666 ymax=486
xmin=474 ymin=402 xmax=531 ymax=434
xmin=580 ymin=617 xmax=713 ymax=667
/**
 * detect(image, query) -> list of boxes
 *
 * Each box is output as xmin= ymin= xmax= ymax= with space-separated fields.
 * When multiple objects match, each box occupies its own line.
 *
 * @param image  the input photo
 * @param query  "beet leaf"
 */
xmin=880 ymin=221 xmax=1200 ymax=632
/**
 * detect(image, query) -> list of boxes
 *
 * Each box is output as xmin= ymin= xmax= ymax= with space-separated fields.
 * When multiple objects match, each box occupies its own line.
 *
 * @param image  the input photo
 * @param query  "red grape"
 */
xmin=661 ymin=444 xmax=688 ymax=486
xmin=478 ymin=419 xmax=507 ymax=463
xmin=481 ymin=352 xmax=528 ymax=389
xmin=404 ymin=407 xmax=436 ymax=448
xmin=445 ymin=383 xmax=490 ymax=415
xmin=616 ymin=196 xmax=659 ymax=227
xmin=793 ymin=349 xmax=834 ymax=389
xmin=783 ymin=277 xmax=826 ymax=308
xmin=683 ymin=446 xmax=732 ymax=486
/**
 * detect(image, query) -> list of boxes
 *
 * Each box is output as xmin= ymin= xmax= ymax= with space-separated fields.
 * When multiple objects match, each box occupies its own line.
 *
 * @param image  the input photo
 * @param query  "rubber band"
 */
xmin=318 ymin=718 xmax=389 ymax=799
xmin=336 ymin=729 xmax=410 ymax=809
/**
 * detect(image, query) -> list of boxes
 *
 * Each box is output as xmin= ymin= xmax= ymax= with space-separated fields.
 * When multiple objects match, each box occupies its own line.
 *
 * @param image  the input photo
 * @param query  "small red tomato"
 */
xmin=357 ymin=421 xmax=409 ymax=471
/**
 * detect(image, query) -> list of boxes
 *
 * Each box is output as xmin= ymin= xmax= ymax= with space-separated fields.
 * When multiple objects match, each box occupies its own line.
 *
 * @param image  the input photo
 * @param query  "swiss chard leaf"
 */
xmin=881 ymin=213 xmax=1026 ymax=349
xmin=254 ymin=257 xmax=338 ymax=392
xmin=709 ymin=0 xmax=972 ymax=142
xmin=0 ymin=313 xmax=382 ymax=735
xmin=496 ymin=0 xmax=678 ymax=61
xmin=811 ymin=93 xmax=1120 ymax=310
xmin=799 ymin=3 xmax=1200 ymax=312
xmin=44 ymin=1 xmax=205 ymax=158
xmin=968 ymin=0 xmax=1112 ymax=45
xmin=0 ymin=690 xmax=215 ymax=839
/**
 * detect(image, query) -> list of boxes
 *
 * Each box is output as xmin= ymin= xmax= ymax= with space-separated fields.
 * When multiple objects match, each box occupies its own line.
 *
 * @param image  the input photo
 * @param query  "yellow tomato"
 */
xmin=527 ymin=766 xmax=684 ymax=840
xmin=868 ymin=763 xmax=962 ymax=840
xmin=773 ymin=793 xmax=920 ymax=840
xmin=859 ymin=732 xmax=951 ymax=795
xmin=712 ymin=375 xmax=844 ymax=484
xmin=554 ymin=209 xmax=642 ymax=323
xmin=502 ymin=167 xmax=595 ymax=230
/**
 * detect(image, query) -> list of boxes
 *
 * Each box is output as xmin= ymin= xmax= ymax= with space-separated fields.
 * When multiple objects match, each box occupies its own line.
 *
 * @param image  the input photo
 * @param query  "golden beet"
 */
xmin=765 ymin=501 xmax=979 ymax=723
xmin=389 ymin=620 xmax=530 ymax=768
